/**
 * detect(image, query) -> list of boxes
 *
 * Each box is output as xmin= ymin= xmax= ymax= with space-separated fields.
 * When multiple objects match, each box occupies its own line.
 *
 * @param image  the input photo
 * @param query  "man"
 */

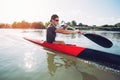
xmin=46 ymin=14 xmax=80 ymax=44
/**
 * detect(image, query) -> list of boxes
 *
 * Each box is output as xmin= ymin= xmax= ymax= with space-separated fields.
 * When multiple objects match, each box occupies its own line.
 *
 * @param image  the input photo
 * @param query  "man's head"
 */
xmin=50 ymin=14 xmax=59 ymax=26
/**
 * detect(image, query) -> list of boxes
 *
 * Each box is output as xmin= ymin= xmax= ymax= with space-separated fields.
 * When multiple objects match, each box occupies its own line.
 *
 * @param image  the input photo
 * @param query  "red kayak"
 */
xmin=24 ymin=37 xmax=120 ymax=70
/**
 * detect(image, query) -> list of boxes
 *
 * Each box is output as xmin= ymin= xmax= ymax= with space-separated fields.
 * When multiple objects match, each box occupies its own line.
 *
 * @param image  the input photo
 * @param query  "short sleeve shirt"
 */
xmin=46 ymin=25 xmax=56 ymax=43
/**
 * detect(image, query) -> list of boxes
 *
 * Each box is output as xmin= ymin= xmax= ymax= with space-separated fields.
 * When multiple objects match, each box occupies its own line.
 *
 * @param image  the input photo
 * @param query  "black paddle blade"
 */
xmin=84 ymin=33 xmax=113 ymax=48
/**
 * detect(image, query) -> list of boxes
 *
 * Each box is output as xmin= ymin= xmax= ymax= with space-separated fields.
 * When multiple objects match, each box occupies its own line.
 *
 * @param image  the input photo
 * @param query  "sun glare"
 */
xmin=1 ymin=0 xmax=49 ymax=23
xmin=0 ymin=0 xmax=120 ymax=25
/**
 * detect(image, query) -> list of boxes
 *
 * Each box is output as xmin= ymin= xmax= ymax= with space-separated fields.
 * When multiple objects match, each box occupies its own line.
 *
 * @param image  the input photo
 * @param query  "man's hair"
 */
xmin=50 ymin=14 xmax=59 ymax=22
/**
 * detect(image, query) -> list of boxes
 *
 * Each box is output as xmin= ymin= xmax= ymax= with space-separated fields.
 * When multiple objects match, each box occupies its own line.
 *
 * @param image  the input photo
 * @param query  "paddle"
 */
xmin=80 ymin=32 xmax=113 ymax=48
xmin=60 ymin=22 xmax=113 ymax=48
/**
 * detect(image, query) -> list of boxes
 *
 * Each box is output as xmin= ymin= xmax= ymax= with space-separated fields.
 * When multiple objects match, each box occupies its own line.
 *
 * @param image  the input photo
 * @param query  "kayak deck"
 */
xmin=24 ymin=38 xmax=85 ymax=56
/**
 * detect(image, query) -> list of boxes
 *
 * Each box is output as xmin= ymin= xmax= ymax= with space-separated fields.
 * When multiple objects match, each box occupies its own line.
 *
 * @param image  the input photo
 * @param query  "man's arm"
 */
xmin=55 ymin=27 xmax=80 ymax=34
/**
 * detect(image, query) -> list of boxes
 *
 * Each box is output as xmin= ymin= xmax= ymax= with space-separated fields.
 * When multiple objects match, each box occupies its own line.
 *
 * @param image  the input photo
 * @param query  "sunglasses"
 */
xmin=54 ymin=19 xmax=59 ymax=22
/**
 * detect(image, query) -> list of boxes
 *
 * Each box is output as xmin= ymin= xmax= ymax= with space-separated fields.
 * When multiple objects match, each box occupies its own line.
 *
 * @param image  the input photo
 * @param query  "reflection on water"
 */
xmin=47 ymin=52 xmax=76 ymax=76
xmin=112 ymin=33 xmax=120 ymax=40
xmin=100 ymin=32 xmax=120 ymax=40
xmin=47 ymin=52 xmax=57 ymax=76
xmin=24 ymin=52 xmax=36 ymax=71
xmin=81 ymin=72 xmax=97 ymax=80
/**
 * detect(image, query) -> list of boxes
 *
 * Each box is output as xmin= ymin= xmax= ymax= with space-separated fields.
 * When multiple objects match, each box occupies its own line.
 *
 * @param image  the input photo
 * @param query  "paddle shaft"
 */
xmin=63 ymin=24 xmax=113 ymax=48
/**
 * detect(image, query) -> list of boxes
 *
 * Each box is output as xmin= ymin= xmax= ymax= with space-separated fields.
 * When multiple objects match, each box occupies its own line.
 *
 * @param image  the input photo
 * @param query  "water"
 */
xmin=0 ymin=29 xmax=120 ymax=80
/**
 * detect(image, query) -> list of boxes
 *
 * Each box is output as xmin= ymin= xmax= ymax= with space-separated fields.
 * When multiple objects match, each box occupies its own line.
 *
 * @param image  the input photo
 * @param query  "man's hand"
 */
xmin=62 ymin=23 xmax=68 ymax=29
xmin=74 ymin=29 xmax=82 ymax=34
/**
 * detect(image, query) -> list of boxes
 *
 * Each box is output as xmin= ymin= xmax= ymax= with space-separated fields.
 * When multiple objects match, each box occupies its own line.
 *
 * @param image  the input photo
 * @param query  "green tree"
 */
xmin=101 ymin=24 xmax=109 ymax=27
xmin=32 ymin=22 xmax=45 ymax=29
xmin=66 ymin=22 xmax=71 ymax=26
xmin=78 ymin=23 xmax=83 ymax=26
xmin=12 ymin=22 xmax=17 ymax=28
xmin=71 ymin=20 xmax=77 ymax=26
xmin=115 ymin=23 xmax=120 ymax=28
xmin=45 ymin=22 xmax=50 ymax=28
xmin=21 ymin=20 xmax=30 ymax=28
xmin=0 ymin=23 xmax=5 ymax=28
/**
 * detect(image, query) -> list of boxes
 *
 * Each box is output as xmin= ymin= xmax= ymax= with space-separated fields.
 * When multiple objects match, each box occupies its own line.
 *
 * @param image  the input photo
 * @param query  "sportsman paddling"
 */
xmin=46 ymin=14 xmax=80 ymax=44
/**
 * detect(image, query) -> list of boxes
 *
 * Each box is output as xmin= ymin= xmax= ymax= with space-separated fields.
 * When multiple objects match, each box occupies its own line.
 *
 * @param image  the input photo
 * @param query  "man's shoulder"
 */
xmin=48 ymin=24 xmax=54 ymax=27
xmin=48 ymin=25 xmax=56 ymax=30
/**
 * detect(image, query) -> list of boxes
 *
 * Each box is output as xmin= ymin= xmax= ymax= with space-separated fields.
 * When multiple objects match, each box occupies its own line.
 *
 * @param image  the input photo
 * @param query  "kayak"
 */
xmin=24 ymin=37 xmax=120 ymax=70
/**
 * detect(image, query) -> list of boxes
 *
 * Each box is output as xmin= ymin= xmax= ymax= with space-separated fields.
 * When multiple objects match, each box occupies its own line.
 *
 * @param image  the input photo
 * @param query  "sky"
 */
xmin=0 ymin=0 xmax=120 ymax=25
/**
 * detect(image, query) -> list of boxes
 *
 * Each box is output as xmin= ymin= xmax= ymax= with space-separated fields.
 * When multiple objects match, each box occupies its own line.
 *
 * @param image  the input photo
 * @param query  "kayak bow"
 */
xmin=24 ymin=37 xmax=120 ymax=70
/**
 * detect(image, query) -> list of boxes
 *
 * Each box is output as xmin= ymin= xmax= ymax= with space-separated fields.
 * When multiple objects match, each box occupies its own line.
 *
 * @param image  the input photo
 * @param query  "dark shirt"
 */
xmin=46 ymin=25 xmax=56 ymax=43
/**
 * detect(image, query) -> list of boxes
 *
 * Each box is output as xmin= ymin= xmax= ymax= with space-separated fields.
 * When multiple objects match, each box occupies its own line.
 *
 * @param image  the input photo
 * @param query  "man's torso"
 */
xmin=46 ymin=25 xmax=56 ymax=43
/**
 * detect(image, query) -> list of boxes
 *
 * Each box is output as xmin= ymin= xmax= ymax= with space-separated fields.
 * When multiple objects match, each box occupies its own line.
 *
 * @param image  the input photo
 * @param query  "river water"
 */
xmin=0 ymin=29 xmax=120 ymax=80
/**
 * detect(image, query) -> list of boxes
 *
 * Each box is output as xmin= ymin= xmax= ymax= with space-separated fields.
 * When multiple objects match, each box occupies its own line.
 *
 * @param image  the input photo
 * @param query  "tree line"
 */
xmin=0 ymin=20 xmax=120 ymax=31
xmin=59 ymin=20 xmax=120 ymax=31
xmin=65 ymin=20 xmax=120 ymax=28
xmin=0 ymin=20 xmax=45 ymax=29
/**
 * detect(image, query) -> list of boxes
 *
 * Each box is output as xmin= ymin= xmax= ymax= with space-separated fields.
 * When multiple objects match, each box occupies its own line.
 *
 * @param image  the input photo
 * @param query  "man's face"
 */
xmin=52 ymin=18 xmax=59 ymax=26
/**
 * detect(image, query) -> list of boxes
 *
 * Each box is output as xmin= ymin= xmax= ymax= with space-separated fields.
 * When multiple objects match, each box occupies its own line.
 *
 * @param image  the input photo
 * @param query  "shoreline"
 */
xmin=0 ymin=27 xmax=120 ymax=31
